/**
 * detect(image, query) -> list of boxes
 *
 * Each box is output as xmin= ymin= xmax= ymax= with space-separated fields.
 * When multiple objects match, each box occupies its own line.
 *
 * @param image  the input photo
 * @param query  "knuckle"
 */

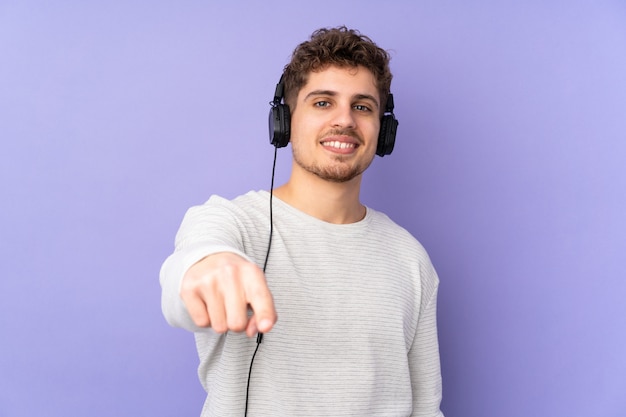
xmin=248 ymin=284 xmax=272 ymax=305
xmin=179 ymin=283 xmax=197 ymax=299
xmin=240 ymin=261 xmax=261 ymax=276
xmin=228 ymin=317 xmax=248 ymax=332
xmin=181 ymin=271 xmax=209 ymax=292
xmin=191 ymin=314 xmax=210 ymax=328
xmin=212 ymin=322 xmax=228 ymax=334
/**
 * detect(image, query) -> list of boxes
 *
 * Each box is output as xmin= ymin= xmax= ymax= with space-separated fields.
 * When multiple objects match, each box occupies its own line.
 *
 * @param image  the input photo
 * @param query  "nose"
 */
xmin=331 ymin=103 xmax=356 ymax=129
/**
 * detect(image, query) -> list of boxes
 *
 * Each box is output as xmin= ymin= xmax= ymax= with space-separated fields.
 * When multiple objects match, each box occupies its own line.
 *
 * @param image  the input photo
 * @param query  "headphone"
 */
xmin=268 ymin=75 xmax=399 ymax=156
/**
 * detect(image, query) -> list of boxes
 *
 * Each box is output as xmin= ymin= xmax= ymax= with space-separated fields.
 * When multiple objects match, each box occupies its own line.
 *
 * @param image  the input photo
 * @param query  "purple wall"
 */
xmin=1 ymin=1 xmax=625 ymax=416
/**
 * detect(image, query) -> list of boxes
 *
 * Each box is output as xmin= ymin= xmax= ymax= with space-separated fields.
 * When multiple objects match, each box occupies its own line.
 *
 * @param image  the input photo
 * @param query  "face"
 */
xmin=289 ymin=65 xmax=381 ymax=183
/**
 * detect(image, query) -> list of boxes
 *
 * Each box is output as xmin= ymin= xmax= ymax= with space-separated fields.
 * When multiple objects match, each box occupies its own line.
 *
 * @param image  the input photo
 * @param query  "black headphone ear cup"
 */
xmin=377 ymin=114 xmax=398 ymax=156
xmin=269 ymin=104 xmax=291 ymax=148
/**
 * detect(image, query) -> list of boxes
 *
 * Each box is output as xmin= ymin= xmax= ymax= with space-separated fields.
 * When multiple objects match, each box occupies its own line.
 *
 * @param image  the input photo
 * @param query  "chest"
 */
xmin=263 ymin=231 xmax=421 ymax=349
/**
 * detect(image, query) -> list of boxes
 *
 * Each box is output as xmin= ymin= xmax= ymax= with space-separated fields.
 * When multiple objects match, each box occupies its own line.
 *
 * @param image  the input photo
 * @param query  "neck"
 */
xmin=273 ymin=166 xmax=366 ymax=224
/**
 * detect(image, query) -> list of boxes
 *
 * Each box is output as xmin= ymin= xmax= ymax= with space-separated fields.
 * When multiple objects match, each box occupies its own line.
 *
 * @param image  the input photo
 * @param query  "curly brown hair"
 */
xmin=282 ymin=26 xmax=392 ymax=115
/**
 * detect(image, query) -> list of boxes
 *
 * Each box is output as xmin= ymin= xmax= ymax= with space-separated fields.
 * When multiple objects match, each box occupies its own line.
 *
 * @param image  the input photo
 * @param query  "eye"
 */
xmin=353 ymin=104 xmax=372 ymax=112
xmin=314 ymin=101 xmax=330 ymax=108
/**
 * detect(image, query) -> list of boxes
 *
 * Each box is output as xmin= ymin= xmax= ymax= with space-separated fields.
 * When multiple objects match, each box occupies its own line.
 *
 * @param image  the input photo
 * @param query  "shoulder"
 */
xmin=201 ymin=190 xmax=268 ymax=209
xmin=177 ymin=191 xmax=269 ymax=237
xmin=230 ymin=190 xmax=269 ymax=212
xmin=367 ymin=208 xmax=425 ymax=251
xmin=186 ymin=190 xmax=268 ymax=219
xmin=366 ymin=207 xmax=439 ymax=286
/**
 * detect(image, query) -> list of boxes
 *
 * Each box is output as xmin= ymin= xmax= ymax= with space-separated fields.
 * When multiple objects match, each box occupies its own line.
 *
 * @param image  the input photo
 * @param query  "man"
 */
xmin=160 ymin=26 xmax=444 ymax=416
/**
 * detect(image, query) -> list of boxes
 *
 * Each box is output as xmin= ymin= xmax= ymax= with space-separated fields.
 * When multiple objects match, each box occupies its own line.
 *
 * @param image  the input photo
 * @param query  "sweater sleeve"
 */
xmin=159 ymin=197 xmax=253 ymax=332
xmin=409 ymin=264 xmax=445 ymax=417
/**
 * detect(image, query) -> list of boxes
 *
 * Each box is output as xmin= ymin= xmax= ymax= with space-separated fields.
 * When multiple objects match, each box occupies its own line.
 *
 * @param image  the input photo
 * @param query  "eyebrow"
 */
xmin=304 ymin=90 xmax=380 ymax=110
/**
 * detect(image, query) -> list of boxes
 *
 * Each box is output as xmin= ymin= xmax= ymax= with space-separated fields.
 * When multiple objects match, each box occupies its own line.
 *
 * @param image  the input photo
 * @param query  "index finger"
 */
xmin=241 ymin=264 xmax=277 ymax=333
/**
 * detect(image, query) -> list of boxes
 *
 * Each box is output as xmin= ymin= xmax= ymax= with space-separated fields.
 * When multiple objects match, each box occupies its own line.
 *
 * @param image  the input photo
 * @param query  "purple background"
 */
xmin=1 ymin=1 xmax=625 ymax=416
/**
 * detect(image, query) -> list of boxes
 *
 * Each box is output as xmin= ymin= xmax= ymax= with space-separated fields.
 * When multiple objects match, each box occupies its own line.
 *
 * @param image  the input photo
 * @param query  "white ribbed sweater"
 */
xmin=160 ymin=191 xmax=444 ymax=417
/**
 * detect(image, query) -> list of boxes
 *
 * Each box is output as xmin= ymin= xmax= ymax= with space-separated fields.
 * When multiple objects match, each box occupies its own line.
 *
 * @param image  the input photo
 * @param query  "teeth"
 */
xmin=323 ymin=141 xmax=355 ymax=149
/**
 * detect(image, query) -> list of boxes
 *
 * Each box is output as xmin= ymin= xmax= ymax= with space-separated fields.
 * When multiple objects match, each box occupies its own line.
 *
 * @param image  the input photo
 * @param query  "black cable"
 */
xmin=244 ymin=144 xmax=278 ymax=416
xmin=244 ymin=340 xmax=262 ymax=417
xmin=262 ymin=145 xmax=278 ymax=274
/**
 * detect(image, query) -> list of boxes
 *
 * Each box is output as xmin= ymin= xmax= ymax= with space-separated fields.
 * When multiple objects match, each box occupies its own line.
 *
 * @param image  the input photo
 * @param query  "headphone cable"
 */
xmin=244 ymin=144 xmax=278 ymax=416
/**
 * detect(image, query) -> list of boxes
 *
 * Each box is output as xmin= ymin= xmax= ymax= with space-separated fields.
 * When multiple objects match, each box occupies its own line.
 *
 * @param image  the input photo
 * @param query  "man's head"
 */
xmin=282 ymin=26 xmax=392 ymax=116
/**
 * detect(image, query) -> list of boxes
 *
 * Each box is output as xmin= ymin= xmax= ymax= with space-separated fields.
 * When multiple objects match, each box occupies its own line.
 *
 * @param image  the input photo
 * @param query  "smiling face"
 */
xmin=289 ymin=65 xmax=381 ymax=183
